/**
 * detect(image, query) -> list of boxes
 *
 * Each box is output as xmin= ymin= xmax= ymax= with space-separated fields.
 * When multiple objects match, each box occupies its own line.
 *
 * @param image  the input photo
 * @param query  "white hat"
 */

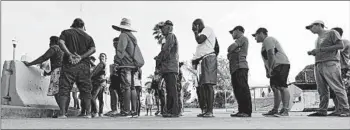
xmin=112 ymin=18 xmax=136 ymax=32
xmin=306 ymin=20 xmax=327 ymax=29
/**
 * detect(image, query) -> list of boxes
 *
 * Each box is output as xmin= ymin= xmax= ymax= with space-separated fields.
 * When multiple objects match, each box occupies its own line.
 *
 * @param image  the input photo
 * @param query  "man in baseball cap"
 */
xmin=227 ymin=25 xmax=252 ymax=117
xmin=252 ymin=27 xmax=291 ymax=117
xmin=306 ymin=20 xmax=350 ymax=117
xmin=156 ymin=20 xmax=180 ymax=117
xmin=305 ymin=20 xmax=327 ymax=30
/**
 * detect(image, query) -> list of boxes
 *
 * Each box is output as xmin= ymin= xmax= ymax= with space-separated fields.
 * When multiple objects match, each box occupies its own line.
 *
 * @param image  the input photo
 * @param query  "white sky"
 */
xmin=1 ymin=1 xmax=350 ymax=87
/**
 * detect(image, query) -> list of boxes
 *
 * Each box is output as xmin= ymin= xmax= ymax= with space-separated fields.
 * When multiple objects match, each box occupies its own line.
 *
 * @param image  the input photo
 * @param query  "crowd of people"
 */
xmin=22 ymin=17 xmax=350 ymax=119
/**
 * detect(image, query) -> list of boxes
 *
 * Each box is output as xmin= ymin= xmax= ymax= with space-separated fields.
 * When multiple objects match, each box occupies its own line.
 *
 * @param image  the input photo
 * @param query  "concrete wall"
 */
xmin=1 ymin=60 xmax=70 ymax=108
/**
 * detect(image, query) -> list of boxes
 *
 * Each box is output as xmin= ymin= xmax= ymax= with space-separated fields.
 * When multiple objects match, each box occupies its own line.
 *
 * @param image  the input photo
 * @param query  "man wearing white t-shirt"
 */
xmin=192 ymin=19 xmax=218 ymax=118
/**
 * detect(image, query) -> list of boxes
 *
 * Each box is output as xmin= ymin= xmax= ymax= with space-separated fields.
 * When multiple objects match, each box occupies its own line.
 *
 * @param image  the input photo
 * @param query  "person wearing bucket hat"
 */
xmin=57 ymin=18 xmax=96 ymax=118
xmin=156 ymin=20 xmax=180 ymax=117
xmin=227 ymin=26 xmax=252 ymax=117
xmin=306 ymin=20 xmax=350 ymax=117
xmin=191 ymin=18 xmax=218 ymax=118
xmin=112 ymin=18 xmax=144 ymax=117
xmin=252 ymin=27 xmax=291 ymax=117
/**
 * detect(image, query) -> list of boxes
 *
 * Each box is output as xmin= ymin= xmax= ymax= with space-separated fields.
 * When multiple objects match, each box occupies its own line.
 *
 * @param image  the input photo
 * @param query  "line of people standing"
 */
xmin=23 ymin=17 xmax=350 ymax=119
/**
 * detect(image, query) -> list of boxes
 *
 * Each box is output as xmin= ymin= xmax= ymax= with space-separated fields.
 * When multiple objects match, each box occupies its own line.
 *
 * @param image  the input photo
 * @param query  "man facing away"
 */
xmin=192 ymin=19 xmax=218 ymax=118
xmin=306 ymin=20 xmax=350 ymax=117
xmin=227 ymin=26 xmax=252 ymax=117
xmin=252 ymin=27 xmax=291 ymax=117
xmin=58 ymin=18 xmax=96 ymax=118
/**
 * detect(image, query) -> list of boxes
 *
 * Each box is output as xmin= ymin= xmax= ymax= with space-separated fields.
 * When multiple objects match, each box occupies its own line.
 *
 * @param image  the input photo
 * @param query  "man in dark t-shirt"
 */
xmin=58 ymin=18 xmax=96 ymax=118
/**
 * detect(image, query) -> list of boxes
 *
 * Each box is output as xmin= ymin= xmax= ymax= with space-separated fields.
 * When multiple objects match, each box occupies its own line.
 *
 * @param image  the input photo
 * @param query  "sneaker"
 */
xmin=155 ymin=111 xmax=160 ymax=116
xmin=339 ymin=110 xmax=350 ymax=117
xmin=202 ymin=112 xmax=214 ymax=118
xmin=236 ymin=113 xmax=251 ymax=117
xmin=82 ymin=114 xmax=92 ymax=118
xmin=274 ymin=109 xmax=289 ymax=117
xmin=91 ymin=113 xmax=97 ymax=118
xmin=328 ymin=111 xmax=341 ymax=116
xmin=99 ymin=113 xmax=105 ymax=117
xmin=230 ymin=112 xmax=240 ymax=117
xmin=57 ymin=115 xmax=67 ymax=119
xmin=307 ymin=112 xmax=327 ymax=117
xmin=262 ymin=109 xmax=278 ymax=116
xmin=197 ymin=113 xmax=206 ymax=117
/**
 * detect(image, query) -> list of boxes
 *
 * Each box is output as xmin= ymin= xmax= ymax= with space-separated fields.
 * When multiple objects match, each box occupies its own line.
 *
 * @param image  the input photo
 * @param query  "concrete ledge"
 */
xmin=1 ymin=105 xmax=80 ymax=118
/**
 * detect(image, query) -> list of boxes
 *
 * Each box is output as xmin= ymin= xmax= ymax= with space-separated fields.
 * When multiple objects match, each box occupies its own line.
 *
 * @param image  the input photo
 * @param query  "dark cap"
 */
xmin=252 ymin=28 xmax=268 ymax=37
xmin=159 ymin=20 xmax=173 ymax=27
xmin=229 ymin=26 xmax=245 ymax=34
xmin=70 ymin=18 xmax=85 ymax=28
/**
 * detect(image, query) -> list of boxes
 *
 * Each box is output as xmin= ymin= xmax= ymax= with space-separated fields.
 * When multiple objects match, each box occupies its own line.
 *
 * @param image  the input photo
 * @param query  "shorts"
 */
xmin=270 ymin=64 xmax=290 ymax=88
xmin=199 ymin=54 xmax=217 ymax=86
xmin=59 ymin=62 xmax=93 ymax=99
xmin=118 ymin=69 xmax=134 ymax=91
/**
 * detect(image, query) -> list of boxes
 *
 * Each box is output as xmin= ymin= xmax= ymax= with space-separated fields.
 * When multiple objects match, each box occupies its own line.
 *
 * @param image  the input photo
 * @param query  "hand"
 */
xmin=266 ymin=73 xmax=271 ymax=78
xmin=307 ymin=49 xmax=320 ymax=56
xmin=192 ymin=24 xmax=199 ymax=33
xmin=69 ymin=53 xmax=81 ymax=64
xmin=22 ymin=61 xmax=31 ymax=66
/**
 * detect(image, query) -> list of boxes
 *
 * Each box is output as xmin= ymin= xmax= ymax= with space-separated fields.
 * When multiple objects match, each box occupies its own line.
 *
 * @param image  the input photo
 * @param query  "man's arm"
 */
xmin=27 ymin=47 xmax=55 ymax=66
xmin=266 ymin=49 xmax=275 ymax=75
xmin=80 ymin=47 xmax=96 ymax=59
xmin=115 ymin=33 xmax=128 ymax=64
xmin=319 ymin=40 xmax=344 ymax=52
xmin=91 ymin=63 xmax=104 ymax=77
xmin=194 ymin=32 xmax=207 ymax=44
xmin=59 ymin=40 xmax=73 ymax=56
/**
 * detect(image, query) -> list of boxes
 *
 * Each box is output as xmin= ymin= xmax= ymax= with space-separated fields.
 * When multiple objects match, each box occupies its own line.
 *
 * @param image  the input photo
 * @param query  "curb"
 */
xmin=1 ymin=105 xmax=80 ymax=118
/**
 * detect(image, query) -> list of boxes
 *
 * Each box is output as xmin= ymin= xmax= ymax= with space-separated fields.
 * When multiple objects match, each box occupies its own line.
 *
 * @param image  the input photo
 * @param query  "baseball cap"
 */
xmin=252 ymin=28 xmax=268 ymax=37
xmin=305 ymin=20 xmax=326 ymax=29
xmin=159 ymin=20 xmax=173 ymax=27
xmin=229 ymin=25 xmax=245 ymax=34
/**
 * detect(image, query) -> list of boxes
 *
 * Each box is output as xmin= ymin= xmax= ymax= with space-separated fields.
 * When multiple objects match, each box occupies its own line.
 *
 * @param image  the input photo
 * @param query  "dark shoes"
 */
xmin=230 ymin=112 xmax=251 ymax=117
xmin=202 ymin=112 xmax=214 ymax=118
xmin=197 ymin=113 xmax=206 ymax=117
xmin=262 ymin=109 xmax=278 ymax=117
xmin=274 ymin=108 xmax=289 ymax=117
xmin=162 ymin=113 xmax=179 ymax=118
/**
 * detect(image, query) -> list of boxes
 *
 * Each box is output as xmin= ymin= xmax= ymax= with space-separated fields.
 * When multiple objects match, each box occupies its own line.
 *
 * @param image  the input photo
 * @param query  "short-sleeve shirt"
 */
xmin=340 ymin=39 xmax=350 ymax=69
xmin=193 ymin=26 xmax=216 ymax=60
xmin=315 ymin=30 xmax=342 ymax=63
xmin=59 ymin=28 xmax=95 ymax=64
xmin=227 ymin=35 xmax=249 ymax=73
xmin=261 ymin=36 xmax=290 ymax=70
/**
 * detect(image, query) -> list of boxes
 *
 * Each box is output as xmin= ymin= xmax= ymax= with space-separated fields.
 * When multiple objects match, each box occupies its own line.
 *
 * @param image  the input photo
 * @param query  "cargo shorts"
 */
xmin=59 ymin=62 xmax=93 ymax=99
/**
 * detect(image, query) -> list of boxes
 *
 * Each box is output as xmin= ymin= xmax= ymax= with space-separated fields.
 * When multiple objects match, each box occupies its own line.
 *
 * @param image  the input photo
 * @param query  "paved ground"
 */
xmin=2 ymin=108 xmax=350 ymax=129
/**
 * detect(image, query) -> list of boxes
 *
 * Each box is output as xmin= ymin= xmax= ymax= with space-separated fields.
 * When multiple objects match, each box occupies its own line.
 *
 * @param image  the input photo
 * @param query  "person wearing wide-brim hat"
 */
xmin=112 ymin=18 xmax=144 ymax=117
xmin=112 ymin=18 xmax=137 ymax=32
